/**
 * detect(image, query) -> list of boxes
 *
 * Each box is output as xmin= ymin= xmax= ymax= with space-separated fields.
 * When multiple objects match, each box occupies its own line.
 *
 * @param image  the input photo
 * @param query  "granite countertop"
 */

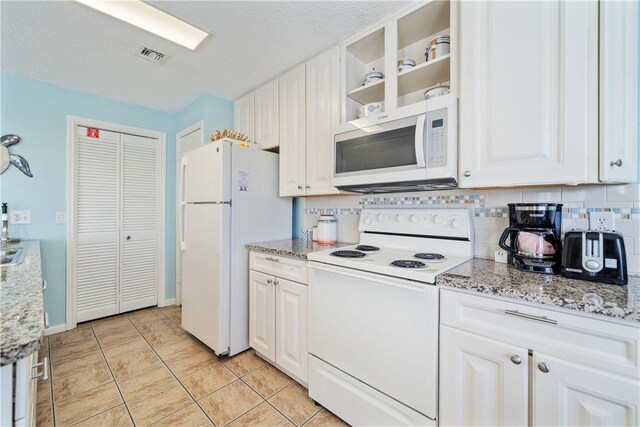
xmin=438 ymin=258 xmax=640 ymax=323
xmin=1 ymin=240 xmax=44 ymax=366
xmin=246 ymin=239 xmax=351 ymax=260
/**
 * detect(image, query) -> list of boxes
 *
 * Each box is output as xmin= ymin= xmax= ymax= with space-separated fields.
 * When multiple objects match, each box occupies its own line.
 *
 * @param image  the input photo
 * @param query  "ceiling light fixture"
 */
xmin=75 ymin=0 xmax=209 ymax=50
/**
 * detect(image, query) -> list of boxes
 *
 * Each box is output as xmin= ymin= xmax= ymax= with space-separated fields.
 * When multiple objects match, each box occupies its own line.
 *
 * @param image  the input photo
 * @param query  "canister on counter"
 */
xmin=317 ymin=215 xmax=337 ymax=244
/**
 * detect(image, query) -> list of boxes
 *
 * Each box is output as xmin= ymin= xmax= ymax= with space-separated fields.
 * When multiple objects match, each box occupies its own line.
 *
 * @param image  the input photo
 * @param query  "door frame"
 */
xmin=65 ymin=115 xmax=167 ymax=330
xmin=175 ymin=121 xmax=204 ymax=305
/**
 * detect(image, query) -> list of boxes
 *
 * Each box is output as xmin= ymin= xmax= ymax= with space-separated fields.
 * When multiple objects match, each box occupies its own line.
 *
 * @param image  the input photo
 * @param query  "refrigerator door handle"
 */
xmin=179 ymin=157 xmax=188 ymax=251
xmin=180 ymin=203 xmax=186 ymax=251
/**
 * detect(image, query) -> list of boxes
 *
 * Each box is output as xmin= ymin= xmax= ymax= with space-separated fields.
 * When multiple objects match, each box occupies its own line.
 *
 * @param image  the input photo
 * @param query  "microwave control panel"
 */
xmin=426 ymin=108 xmax=447 ymax=168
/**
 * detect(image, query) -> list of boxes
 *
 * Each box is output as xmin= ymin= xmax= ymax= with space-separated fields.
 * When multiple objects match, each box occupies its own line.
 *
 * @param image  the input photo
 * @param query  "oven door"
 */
xmin=308 ymin=261 xmax=438 ymax=419
xmin=333 ymin=114 xmax=428 ymax=187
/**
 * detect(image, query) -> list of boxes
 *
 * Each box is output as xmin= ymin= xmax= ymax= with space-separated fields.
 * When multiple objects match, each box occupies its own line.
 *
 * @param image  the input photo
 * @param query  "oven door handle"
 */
xmin=415 ymin=113 xmax=427 ymax=168
xmin=308 ymin=262 xmax=427 ymax=292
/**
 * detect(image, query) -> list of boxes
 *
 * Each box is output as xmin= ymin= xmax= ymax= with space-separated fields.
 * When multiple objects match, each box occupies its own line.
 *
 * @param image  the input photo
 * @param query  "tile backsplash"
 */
xmin=300 ymin=184 xmax=640 ymax=274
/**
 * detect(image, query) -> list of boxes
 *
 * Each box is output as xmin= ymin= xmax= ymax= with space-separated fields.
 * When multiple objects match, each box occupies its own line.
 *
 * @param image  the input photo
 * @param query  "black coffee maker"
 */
xmin=499 ymin=203 xmax=563 ymax=274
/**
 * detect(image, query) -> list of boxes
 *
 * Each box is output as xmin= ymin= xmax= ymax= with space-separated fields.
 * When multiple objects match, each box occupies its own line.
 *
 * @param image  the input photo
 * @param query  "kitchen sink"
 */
xmin=0 ymin=247 xmax=25 ymax=266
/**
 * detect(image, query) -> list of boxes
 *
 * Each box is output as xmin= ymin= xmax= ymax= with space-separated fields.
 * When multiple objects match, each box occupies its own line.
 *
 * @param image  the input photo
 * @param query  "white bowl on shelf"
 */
xmin=358 ymin=102 xmax=385 ymax=118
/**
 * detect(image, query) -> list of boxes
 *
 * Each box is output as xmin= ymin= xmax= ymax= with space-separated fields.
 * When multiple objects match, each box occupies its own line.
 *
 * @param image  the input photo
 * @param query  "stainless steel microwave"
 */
xmin=333 ymin=95 xmax=457 ymax=193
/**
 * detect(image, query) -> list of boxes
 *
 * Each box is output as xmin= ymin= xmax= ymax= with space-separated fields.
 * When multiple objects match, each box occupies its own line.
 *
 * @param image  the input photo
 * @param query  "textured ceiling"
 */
xmin=0 ymin=1 xmax=410 ymax=112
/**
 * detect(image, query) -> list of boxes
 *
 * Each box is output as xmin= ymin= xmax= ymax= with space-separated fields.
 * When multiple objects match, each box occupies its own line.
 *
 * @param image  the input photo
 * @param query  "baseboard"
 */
xmin=160 ymin=298 xmax=176 ymax=307
xmin=44 ymin=323 xmax=67 ymax=336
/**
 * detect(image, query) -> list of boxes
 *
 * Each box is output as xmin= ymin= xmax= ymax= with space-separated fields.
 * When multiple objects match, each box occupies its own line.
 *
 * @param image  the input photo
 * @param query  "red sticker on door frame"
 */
xmin=86 ymin=127 xmax=100 ymax=138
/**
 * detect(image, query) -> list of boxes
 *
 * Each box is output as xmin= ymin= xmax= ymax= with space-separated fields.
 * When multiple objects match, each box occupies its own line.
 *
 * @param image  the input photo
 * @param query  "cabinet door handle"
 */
xmin=41 ymin=280 xmax=47 ymax=291
xmin=274 ymin=279 xmax=279 ymax=286
xmin=504 ymin=309 xmax=557 ymax=325
xmin=538 ymin=362 xmax=550 ymax=373
xmin=510 ymin=354 xmax=522 ymax=365
xmin=265 ymin=257 xmax=280 ymax=262
xmin=297 ymin=185 xmax=303 ymax=190
xmin=32 ymin=357 xmax=49 ymax=381
xmin=267 ymin=279 xmax=273 ymax=285
xmin=305 ymin=185 xmax=310 ymax=189
xmin=125 ymin=235 xmax=131 ymax=240
xmin=463 ymin=170 xmax=472 ymax=177
xmin=610 ymin=159 xmax=623 ymax=167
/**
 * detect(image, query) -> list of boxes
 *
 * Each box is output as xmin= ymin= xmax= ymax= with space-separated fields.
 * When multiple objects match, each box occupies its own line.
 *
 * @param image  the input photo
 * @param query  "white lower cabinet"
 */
xmin=1 ymin=350 xmax=47 ymax=427
xmin=249 ymin=252 xmax=308 ymax=385
xmin=249 ymin=270 xmax=276 ymax=361
xmin=439 ymin=326 xmax=528 ymax=427
xmin=275 ymin=278 xmax=308 ymax=381
xmin=533 ymin=353 xmax=639 ymax=427
xmin=439 ymin=289 xmax=640 ymax=427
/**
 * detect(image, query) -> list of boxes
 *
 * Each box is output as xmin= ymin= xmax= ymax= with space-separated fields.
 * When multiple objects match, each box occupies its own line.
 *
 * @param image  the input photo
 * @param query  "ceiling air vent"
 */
xmin=135 ymin=46 xmax=170 ymax=64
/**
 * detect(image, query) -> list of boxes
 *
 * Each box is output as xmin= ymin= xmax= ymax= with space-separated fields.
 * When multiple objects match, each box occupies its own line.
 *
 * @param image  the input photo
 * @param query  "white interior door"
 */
xmin=74 ymin=126 xmax=121 ymax=322
xmin=120 ymin=134 xmax=160 ymax=312
xmin=72 ymin=123 xmax=162 ymax=323
xmin=176 ymin=122 xmax=204 ymax=305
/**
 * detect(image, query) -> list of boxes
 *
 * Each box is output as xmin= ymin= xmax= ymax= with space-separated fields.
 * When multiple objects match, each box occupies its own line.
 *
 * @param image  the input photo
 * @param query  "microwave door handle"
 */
xmin=415 ymin=114 xmax=427 ymax=168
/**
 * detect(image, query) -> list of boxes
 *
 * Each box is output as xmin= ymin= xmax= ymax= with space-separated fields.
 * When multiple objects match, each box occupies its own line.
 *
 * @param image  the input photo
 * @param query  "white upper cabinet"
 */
xmin=279 ymin=64 xmax=307 ymax=197
xmin=599 ymin=0 xmax=638 ymax=183
xmin=458 ymin=0 xmax=599 ymax=188
xmin=254 ymin=79 xmax=279 ymax=150
xmin=278 ymin=48 xmax=341 ymax=197
xmin=305 ymin=47 xmax=340 ymax=196
xmin=234 ymin=91 xmax=255 ymax=143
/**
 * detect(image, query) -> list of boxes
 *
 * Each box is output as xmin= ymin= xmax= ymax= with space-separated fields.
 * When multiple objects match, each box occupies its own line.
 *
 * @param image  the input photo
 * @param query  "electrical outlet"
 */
xmin=56 ymin=212 xmax=66 ymax=224
xmin=9 ymin=210 xmax=31 ymax=224
xmin=589 ymin=211 xmax=615 ymax=231
xmin=495 ymin=249 xmax=509 ymax=264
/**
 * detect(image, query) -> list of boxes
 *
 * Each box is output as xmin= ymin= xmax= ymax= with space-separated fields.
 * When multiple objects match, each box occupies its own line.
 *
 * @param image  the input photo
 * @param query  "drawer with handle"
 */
xmin=440 ymin=289 xmax=640 ymax=379
xmin=249 ymin=251 xmax=308 ymax=284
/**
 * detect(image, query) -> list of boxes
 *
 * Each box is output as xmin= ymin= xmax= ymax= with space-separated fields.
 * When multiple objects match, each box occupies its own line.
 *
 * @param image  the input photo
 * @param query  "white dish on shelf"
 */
xmin=358 ymin=102 xmax=385 ymax=118
xmin=363 ymin=69 xmax=385 ymax=85
xmin=424 ymin=84 xmax=450 ymax=100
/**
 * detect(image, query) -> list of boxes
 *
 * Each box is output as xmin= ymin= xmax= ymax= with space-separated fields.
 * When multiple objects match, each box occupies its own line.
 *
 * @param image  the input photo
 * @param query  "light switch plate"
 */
xmin=589 ymin=211 xmax=615 ymax=231
xmin=56 ymin=212 xmax=66 ymax=224
xmin=9 ymin=210 xmax=31 ymax=224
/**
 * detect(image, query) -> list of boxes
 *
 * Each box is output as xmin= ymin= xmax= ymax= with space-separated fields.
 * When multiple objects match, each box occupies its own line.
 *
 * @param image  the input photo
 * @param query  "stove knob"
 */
xmin=377 ymin=214 xmax=385 ymax=222
xmin=364 ymin=217 xmax=372 ymax=225
xmin=410 ymin=214 xmax=419 ymax=223
xmin=396 ymin=214 xmax=404 ymax=222
xmin=431 ymin=214 xmax=443 ymax=224
xmin=449 ymin=218 xmax=461 ymax=229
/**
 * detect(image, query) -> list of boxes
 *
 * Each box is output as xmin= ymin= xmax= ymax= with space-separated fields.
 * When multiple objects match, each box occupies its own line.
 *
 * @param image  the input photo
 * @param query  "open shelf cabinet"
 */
xmin=340 ymin=0 xmax=454 ymax=126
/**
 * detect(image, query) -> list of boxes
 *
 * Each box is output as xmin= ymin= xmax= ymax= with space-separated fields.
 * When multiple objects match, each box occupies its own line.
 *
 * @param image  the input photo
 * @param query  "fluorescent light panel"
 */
xmin=76 ymin=0 xmax=208 ymax=50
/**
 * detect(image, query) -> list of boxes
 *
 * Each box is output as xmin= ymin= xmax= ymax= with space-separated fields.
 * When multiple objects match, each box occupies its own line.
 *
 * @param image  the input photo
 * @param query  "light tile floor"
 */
xmin=37 ymin=306 xmax=348 ymax=427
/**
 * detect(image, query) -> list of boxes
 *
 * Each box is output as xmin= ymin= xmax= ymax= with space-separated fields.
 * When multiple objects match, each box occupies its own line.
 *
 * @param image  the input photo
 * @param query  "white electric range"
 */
xmin=307 ymin=206 xmax=473 ymax=426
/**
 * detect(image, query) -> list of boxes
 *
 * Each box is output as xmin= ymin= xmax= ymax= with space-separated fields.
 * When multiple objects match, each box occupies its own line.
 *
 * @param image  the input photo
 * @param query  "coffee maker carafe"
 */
xmin=499 ymin=203 xmax=563 ymax=274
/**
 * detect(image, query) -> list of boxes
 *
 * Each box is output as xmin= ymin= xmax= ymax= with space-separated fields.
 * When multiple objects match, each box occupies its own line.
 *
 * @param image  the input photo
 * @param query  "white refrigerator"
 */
xmin=179 ymin=139 xmax=291 ymax=356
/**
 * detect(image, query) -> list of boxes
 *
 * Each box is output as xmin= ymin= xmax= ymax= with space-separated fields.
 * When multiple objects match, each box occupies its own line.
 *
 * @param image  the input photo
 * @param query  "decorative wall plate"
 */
xmin=1 ymin=134 xmax=33 ymax=177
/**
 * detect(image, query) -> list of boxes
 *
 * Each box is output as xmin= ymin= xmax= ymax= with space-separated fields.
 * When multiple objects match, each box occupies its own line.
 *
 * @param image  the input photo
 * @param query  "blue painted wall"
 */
xmin=176 ymin=94 xmax=234 ymax=140
xmin=0 ymin=73 xmax=233 ymax=328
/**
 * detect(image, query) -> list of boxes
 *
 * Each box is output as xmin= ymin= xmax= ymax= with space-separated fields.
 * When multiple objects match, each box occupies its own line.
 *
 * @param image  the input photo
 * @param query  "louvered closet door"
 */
xmin=120 ymin=134 xmax=160 ymax=312
xmin=75 ymin=126 xmax=120 ymax=322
